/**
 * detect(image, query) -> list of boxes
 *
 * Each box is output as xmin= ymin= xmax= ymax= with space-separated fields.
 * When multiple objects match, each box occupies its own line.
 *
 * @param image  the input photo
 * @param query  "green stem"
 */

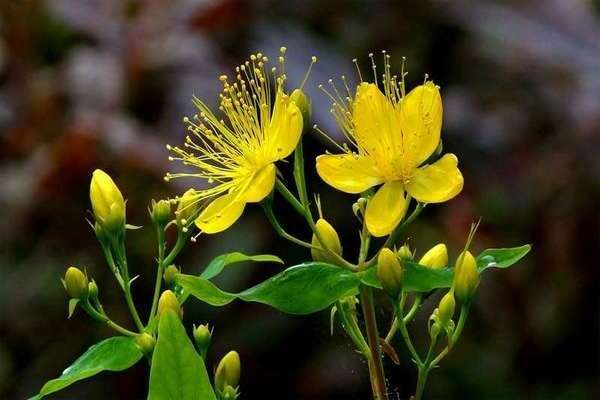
xmin=430 ymin=304 xmax=470 ymax=367
xmin=148 ymin=230 xmax=187 ymax=324
xmin=111 ymin=237 xmax=144 ymax=332
xmin=336 ymin=300 xmax=370 ymax=357
xmin=359 ymin=285 xmax=388 ymax=400
xmin=260 ymin=202 xmax=314 ymax=249
xmin=81 ymin=301 xmax=137 ymax=337
xmin=395 ymin=295 xmax=422 ymax=366
xmin=385 ymin=294 xmax=421 ymax=344
xmin=414 ymin=367 xmax=429 ymax=400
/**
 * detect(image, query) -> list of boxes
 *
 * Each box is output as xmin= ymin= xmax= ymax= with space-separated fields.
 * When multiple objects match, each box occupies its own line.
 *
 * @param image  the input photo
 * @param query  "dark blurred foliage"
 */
xmin=1 ymin=0 xmax=599 ymax=399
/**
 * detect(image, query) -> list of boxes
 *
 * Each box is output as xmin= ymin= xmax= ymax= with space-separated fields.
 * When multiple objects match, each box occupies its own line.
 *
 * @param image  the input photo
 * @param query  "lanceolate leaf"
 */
xmin=238 ymin=263 xmax=360 ymax=314
xmin=361 ymin=245 xmax=531 ymax=292
xmin=31 ymin=336 xmax=143 ymax=399
xmin=177 ymin=263 xmax=360 ymax=315
xmin=148 ymin=310 xmax=216 ymax=400
xmin=200 ymin=252 xmax=283 ymax=280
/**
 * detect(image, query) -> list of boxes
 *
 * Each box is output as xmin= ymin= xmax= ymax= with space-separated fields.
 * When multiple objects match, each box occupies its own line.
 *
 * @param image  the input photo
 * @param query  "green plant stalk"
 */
xmin=274 ymin=179 xmax=357 ymax=271
xmin=260 ymin=201 xmax=314 ymax=249
xmin=80 ymin=301 xmax=137 ymax=337
xmin=110 ymin=235 xmax=144 ymax=332
xmin=385 ymin=294 xmax=422 ymax=344
xmin=148 ymin=229 xmax=188 ymax=324
xmin=395 ymin=293 xmax=422 ymax=366
xmin=336 ymin=300 xmax=370 ymax=357
xmin=414 ymin=304 xmax=471 ymax=400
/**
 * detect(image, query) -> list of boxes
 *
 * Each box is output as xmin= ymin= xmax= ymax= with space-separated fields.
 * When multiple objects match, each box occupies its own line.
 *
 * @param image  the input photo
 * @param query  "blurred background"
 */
xmin=1 ymin=0 xmax=599 ymax=399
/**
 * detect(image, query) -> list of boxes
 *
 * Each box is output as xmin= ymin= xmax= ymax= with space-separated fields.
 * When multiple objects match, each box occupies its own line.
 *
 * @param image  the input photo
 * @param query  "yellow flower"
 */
xmin=316 ymin=54 xmax=464 ymax=237
xmin=165 ymin=49 xmax=303 ymax=234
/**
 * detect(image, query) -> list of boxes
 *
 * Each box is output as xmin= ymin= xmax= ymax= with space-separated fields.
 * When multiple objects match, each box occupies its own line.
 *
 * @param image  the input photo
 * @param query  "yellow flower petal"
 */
xmin=365 ymin=181 xmax=408 ymax=237
xmin=195 ymin=192 xmax=246 ymax=234
xmin=399 ymin=81 xmax=443 ymax=168
xmin=242 ymin=163 xmax=276 ymax=203
xmin=316 ymin=154 xmax=384 ymax=194
xmin=353 ymin=83 xmax=401 ymax=171
xmin=405 ymin=153 xmax=463 ymax=203
xmin=267 ymin=92 xmax=303 ymax=160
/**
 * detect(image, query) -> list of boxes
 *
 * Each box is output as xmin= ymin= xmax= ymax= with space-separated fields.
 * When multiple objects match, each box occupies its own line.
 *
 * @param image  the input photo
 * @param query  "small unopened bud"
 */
xmin=163 ymin=265 xmax=179 ymax=286
xmin=151 ymin=199 xmax=171 ymax=227
xmin=176 ymin=189 xmax=200 ymax=225
xmin=419 ymin=243 xmax=448 ymax=269
xmin=396 ymin=244 xmax=413 ymax=261
xmin=215 ymin=351 xmax=241 ymax=393
xmin=453 ymin=250 xmax=479 ymax=303
xmin=290 ymin=88 xmax=311 ymax=128
xmin=135 ymin=333 xmax=156 ymax=355
xmin=157 ymin=290 xmax=180 ymax=318
xmin=193 ymin=324 xmax=212 ymax=358
xmin=437 ymin=290 xmax=456 ymax=327
xmin=89 ymin=169 xmax=126 ymax=233
xmin=377 ymin=248 xmax=404 ymax=298
xmin=311 ymin=218 xmax=343 ymax=264
xmin=63 ymin=267 xmax=89 ymax=299
xmin=88 ymin=280 xmax=99 ymax=300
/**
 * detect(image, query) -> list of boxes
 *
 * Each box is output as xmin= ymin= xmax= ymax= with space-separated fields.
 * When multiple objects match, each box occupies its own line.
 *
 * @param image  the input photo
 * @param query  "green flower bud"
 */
xmin=215 ymin=350 xmax=241 ymax=393
xmin=290 ymin=88 xmax=311 ymax=128
xmin=437 ymin=290 xmax=455 ymax=327
xmin=193 ymin=324 xmax=212 ymax=356
xmin=135 ymin=333 xmax=156 ymax=355
xmin=377 ymin=248 xmax=404 ymax=298
xmin=90 ymin=169 xmax=126 ymax=233
xmin=419 ymin=243 xmax=448 ymax=269
xmin=157 ymin=290 xmax=180 ymax=318
xmin=88 ymin=280 xmax=99 ymax=301
xmin=176 ymin=189 xmax=200 ymax=225
xmin=151 ymin=199 xmax=171 ymax=227
xmin=396 ymin=244 xmax=413 ymax=261
xmin=311 ymin=218 xmax=343 ymax=263
xmin=453 ymin=250 xmax=479 ymax=303
xmin=63 ymin=267 xmax=89 ymax=299
xmin=163 ymin=265 xmax=179 ymax=286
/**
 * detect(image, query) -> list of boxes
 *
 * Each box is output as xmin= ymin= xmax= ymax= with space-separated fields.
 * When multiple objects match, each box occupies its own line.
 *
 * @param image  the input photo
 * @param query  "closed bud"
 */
xmin=419 ymin=243 xmax=448 ymax=269
xmin=437 ymin=290 xmax=456 ymax=327
xmin=163 ymin=265 xmax=179 ymax=286
xmin=135 ymin=333 xmax=156 ymax=355
xmin=311 ymin=218 xmax=343 ymax=263
xmin=63 ymin=267 xmax=89 ymax=299
xmin=290 ymin=88 xmax=311 ymax=128
xmin=176 ymin=189 xmax=200 ymax=225
xmin=377 ymin=248 xmax=404 ymax=298
xmin=88 ymin=280 xmax=99 ymax=301
xmin=215 ymin=350 xmax=241 ymax=392
xmin=453 ymin=250 xmax=479 ymax=303
xmin=193 ymin=324 xmax=212 ymax=354
xmin=157 ymin=290 xmax=180 ymax=318
xmin=151 ymin=199 xmax=171 ymax=227
xmin=90 ymin=169 xmax=126 ymax=233
xmin=396 ymin=244 xmax=413 ymax=261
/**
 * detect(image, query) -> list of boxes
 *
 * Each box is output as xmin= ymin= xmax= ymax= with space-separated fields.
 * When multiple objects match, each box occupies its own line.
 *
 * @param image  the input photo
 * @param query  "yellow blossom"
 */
xmin=166 ymin=49 xmax=304 ymax=234
xmin=316 ymin=53 xmax=464 ymax=237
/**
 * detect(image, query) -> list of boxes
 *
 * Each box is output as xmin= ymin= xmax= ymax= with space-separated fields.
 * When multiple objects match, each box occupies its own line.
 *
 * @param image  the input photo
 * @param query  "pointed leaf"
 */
xmin=31 ymin=336 xmax=142 ymax=399
xmin=476 ymin=245 xmax=531 ymax=270
xmin=200 ymin=252 xmax=283 ymax=280
xmin=148 ymin=310 xmax=216 ymax=400
xmin=238 ymin=263 xmax=360 ymax=314
xmin=175 ymin=274 xmax=236 ymax=306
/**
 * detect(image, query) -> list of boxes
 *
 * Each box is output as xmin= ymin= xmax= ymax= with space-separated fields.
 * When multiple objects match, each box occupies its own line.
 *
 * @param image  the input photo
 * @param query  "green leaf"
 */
xmin=148 ymin=310 xmax=216 ymax=400
xmin=238 ymin=262 xmax=360 ymax=314
xmin=31 ymin=336 xmax=142 ymax=399
xmin=476 ymin=245 xmax=531 ymax=270
xmin=200 ymin=252 xmax=283 ymax=280
xmin=361 ymin=245 xmax=531 ymax=293
xmin=176 ymin=274 xmax=237 ymax=306
xmin=179 ymin=263 xmax=360 ymax=315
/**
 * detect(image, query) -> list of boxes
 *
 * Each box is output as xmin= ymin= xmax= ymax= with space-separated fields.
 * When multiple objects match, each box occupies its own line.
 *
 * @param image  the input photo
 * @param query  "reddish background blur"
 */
xmin=1 ymin=0 xmax=599 ymax=399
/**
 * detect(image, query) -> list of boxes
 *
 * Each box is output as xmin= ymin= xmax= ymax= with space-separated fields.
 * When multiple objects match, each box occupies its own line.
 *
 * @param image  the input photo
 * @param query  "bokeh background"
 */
xmin=1 ymin=0 xmax=599 ymax=399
